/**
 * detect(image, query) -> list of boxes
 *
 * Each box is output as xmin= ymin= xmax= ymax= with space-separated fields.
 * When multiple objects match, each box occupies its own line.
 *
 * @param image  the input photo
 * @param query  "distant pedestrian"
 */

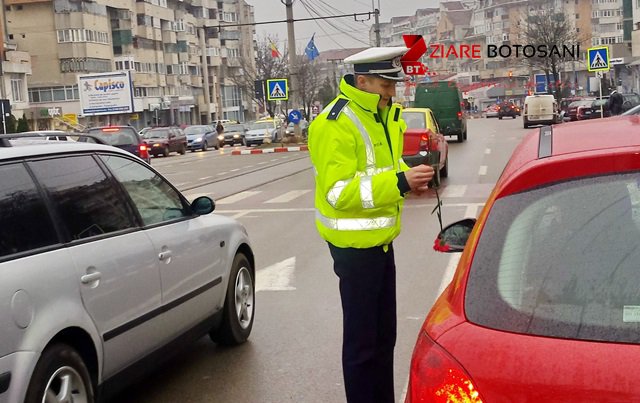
xmin=216 ymin=121 xmax=224 ymax=135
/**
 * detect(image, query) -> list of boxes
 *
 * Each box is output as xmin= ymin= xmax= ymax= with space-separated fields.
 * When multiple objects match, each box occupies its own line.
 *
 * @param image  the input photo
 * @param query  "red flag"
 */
xmin=269 ymin=41 xmax=281 ymax=58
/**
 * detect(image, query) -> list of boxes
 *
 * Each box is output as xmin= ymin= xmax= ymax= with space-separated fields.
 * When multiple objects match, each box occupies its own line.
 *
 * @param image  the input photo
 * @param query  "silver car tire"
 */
xmin=210 ymin=253 xmax=254 ymax=346
xmin=25 ymin=343 xmax=94 ymax=403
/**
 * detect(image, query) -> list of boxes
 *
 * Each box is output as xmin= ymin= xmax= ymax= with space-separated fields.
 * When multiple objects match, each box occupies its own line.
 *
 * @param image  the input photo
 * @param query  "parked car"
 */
xmin=284 ymin=120 xmax=309 ymax=138
xmin=414 ymin=81 xmax=467 ymax=142
xmin=484 ymin=105 xmax=499 ymax=118
xmin=497 ymin=102 xmax=518 ymax=119
xmin=523 ymin=94 xmax=557 ymax=128
xmin=559 ymin=97 xmax=584 ymax=118
xmin=80 ymin=126 xmax=150 ymax=164
xmin=0 ymin=137 xmax=255 ymax=403
xmin=142 ymin=126 xmax=187 ymax=157
xmin=622 ymin=103 xmax=640 ymax=115
xmin=566 ymin=99 xmax=596 ymax=121
xmin=406 ymin=116 xmax=640 ymax=402
xmin=621 ymin=93 xmax=640 ymax=112
xmin=218 ymin=123 xmax=246 ymax=146
xmin=243 ymin=120 xmax=278 ymax=146
xmin=589 ymin=97 xmax=611 ymax=119
xmin=184 ymin=125 xmax=219 ymax=152
xmin=401 ymin=108 xmax=448 ymax=180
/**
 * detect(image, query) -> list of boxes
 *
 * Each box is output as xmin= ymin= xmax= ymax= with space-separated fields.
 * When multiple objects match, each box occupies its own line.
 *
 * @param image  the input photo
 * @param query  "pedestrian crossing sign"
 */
xmin=267 ymin=79 xmax=288 ymax=101
xmin=587 ymin=46 xmax=610 ymax=72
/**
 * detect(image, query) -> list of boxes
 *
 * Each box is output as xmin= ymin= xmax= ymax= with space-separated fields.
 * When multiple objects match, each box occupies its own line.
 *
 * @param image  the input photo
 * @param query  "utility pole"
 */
xmin=198 ymin=27 xmax=212 ymax=124
xmin=283 ymin=0 xmax=297 ymax=109
xmin=373 ymin=0 xmax=380 ymax=46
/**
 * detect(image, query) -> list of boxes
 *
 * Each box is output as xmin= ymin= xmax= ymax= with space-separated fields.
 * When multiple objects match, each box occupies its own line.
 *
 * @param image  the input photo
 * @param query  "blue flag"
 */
xmin=305 ymin=34 xmax=320 ymax=61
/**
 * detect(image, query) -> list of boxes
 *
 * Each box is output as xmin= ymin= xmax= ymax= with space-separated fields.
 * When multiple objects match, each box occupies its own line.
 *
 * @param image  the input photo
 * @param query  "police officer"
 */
xmin=308 ymin=47 xmax=434 ymax=403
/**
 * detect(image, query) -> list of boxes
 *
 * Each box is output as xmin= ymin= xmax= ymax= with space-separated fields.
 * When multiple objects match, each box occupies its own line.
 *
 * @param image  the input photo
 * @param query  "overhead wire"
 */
xmin=304 ymin=0 xmax=370 ymax=43
xmin=299 ymin=0 xmax=370 ymax=46
xmin=299 ymin=0 xmax=349 ymax=49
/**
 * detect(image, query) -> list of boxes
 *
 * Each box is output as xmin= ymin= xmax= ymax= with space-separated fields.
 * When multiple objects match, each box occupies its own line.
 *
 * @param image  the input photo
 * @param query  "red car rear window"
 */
xmin=465 ymin=172 xmax=640 ymax=344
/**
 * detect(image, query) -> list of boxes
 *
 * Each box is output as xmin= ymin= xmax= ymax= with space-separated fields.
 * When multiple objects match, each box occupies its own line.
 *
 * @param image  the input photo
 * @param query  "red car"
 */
xmin=401 ymin=108 xmax=449 ymax=181
xmin=407 ymin=115 xmax=640 ymax=402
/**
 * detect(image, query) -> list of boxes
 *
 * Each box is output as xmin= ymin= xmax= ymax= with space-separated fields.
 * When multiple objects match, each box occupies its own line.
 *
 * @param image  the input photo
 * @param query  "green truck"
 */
xmin=413 ymin=81 xmax=467 ymax=142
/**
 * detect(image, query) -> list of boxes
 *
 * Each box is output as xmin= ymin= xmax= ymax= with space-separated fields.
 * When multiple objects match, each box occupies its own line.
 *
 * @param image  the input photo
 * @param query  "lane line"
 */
xmin=441 ymin=185 xmax=466 ymax=198
xmin=264 ymin=190 xmax=312 ymax=203
xmin=216 ymin=191 xmax=261 ymax=205
xmin=485 ymin=148 xmax=491 ymax=154
xmin=478 ymin=165 xmax=488 ymax=176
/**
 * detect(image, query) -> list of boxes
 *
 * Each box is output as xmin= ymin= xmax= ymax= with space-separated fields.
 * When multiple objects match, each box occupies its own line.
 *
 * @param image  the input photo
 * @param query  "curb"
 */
xmin=231 ymin=145 xmax=308 ymax=155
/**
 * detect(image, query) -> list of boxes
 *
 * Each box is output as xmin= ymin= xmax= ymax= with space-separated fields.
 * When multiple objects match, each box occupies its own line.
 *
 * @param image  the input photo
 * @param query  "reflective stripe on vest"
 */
xmin=316 ymin=210 xmax=397 ymax=231
xmin=324 ymin=105 xmax=390 ymax=210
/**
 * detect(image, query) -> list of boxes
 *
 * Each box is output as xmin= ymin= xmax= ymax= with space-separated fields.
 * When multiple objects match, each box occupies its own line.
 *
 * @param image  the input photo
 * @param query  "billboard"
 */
xmin=78 ymin=71 xmax=134 ymax=116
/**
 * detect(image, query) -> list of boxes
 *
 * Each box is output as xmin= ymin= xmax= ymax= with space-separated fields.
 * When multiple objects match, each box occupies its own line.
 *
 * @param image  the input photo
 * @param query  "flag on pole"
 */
xmin=305 ymin=34 xmax=320 ymax=61
xmin=269 ymin=40 xmax=281 ymax=58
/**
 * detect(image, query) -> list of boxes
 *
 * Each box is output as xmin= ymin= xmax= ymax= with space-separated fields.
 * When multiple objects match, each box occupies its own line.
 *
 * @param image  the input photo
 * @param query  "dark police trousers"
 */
xmin=328 ymin=242 xmax=397 ymax=403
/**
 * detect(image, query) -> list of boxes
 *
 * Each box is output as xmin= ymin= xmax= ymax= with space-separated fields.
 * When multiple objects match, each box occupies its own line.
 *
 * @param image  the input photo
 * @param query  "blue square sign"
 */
xmin=267 ymin=79 xmax=288 ymax=101
xmin=587 ymin=47 xmax=609 ymax=72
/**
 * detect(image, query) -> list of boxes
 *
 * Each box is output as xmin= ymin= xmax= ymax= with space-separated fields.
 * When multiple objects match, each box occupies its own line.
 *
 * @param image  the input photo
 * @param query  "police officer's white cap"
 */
xmin=344 ymin=47 xmax=408 ymax=81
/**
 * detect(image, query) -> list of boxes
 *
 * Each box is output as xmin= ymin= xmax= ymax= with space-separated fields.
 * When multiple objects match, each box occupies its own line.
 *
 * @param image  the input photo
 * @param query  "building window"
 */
xmin=11 ymin=76 xmax=24 ymax=102
xmin=29 ymin=85 xmax=79 ymax=103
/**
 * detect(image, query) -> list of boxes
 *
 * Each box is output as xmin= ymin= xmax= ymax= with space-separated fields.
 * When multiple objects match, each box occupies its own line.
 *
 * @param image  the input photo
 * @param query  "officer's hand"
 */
xmin=405 ymin=164 xmax=434 ymax=194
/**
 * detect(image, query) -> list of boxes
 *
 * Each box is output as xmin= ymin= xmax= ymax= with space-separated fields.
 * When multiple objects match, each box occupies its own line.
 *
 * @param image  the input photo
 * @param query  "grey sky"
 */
xmin=246 ymin=0 xmax=438 ymax=54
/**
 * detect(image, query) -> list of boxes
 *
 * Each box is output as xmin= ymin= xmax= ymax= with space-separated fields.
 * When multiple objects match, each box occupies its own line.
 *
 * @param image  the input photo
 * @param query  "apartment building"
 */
xmin=3 ymin=0 xmax=255 ymax=131
xmin=370 ymin=0 xmax=640 ymax=98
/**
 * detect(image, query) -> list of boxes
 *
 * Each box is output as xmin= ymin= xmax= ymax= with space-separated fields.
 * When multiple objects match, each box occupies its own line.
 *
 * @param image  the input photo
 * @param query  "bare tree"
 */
xmin=295 ymin=55 xmax=323 ymax=120
xmin=228 ymin=35 xmax=289 ymax=118
xmin=518 ymin=0 xmax=583 ymax=102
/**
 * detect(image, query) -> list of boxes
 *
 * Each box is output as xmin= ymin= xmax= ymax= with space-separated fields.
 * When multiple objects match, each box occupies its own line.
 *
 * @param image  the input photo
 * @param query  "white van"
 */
xmin=523 ymin=95 xmax=557 ymax=128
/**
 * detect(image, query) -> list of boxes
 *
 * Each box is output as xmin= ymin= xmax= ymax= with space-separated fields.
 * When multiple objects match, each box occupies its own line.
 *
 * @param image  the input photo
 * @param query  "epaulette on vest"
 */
xmin=327 ymin=98 xmax=350 ymax=121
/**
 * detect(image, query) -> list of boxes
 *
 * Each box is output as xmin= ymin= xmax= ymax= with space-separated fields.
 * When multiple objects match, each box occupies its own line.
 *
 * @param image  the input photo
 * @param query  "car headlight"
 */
xmin=233 ymin=134 xmax=240 ymax=138
xmin=194 ymin=137 xmax=202 ymax=142
xmin=217 ymin=135 xmax=224 ymax=141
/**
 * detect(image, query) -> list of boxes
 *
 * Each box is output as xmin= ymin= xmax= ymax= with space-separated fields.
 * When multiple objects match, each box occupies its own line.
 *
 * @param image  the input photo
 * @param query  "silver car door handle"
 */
xmin=80 ymin=272 xmax=102 ymax=284
xmin=159 ymin=251 xmax=172 ymax=261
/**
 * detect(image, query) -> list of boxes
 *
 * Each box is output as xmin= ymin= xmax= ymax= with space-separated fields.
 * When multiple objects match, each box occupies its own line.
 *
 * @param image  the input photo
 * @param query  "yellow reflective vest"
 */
xmin=308 ymin=75 xmax=410 ymax=249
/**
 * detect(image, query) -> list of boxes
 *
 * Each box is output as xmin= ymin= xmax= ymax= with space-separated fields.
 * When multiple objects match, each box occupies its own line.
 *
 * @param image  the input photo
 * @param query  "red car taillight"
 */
xmin=418 ymin=130 xmax=438 ymax=152
xmin=406 ymin=331 xmax=484 ymax=403
xmin=456 ymin=111 xmax=462 ymax=120
xmin=139 ymin=144 xmax=149 ymax=160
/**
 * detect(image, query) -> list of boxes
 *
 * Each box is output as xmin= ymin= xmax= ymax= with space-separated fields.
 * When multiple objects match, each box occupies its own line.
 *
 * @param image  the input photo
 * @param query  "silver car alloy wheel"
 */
xmin=41 ymin=365 xmax=89 ymax=403
xmin=234 ymin=265 xmax=254 ymax=330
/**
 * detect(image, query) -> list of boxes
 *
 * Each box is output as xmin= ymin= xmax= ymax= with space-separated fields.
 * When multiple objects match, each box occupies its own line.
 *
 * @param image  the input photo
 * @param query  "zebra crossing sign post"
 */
xmin=267 ymin=79 xmax=288 ymax=101
xmin=587 ymin=46 xmax=610 ymax=118
xmin=587 ymin=46 xmax=610 ymax=72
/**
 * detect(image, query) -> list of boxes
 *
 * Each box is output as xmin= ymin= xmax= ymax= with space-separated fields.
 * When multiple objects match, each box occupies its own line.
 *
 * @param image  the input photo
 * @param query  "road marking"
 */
xmin=441 ymin=185 xmax=466 ymax=198
xmin=198 ymin=176 xmax=212 ymax=180
xmin=485 ymin=148 xmax=491 ymax=154
xmin=464 ymin=204 xmax=479 ymax=218
xmin=437 ymin=254 xmax=462 ymax=296
xmin=478 ymin=165 xmax=488 ymax=176
xmin=230 ymin=168 xmax=240 ymax=172
xmin=217 ymin=172 xmax=227 ymax=176
xmin=216 ymin=191 xmax=261 ymax=205
xmin=264 ymin=190 xmax=311 ymax=203
xmin=258 ymin=161 xmax=268 ymax=165
xmin=256 ymin=257 xmax=296 ymax=292
xmin=212 ymin=202 xmax=485 ymax=215
xmin=231 ymin=211 xmax=250 ymax=219
xmin=184 ymin=192 xmax=211 ymax=200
